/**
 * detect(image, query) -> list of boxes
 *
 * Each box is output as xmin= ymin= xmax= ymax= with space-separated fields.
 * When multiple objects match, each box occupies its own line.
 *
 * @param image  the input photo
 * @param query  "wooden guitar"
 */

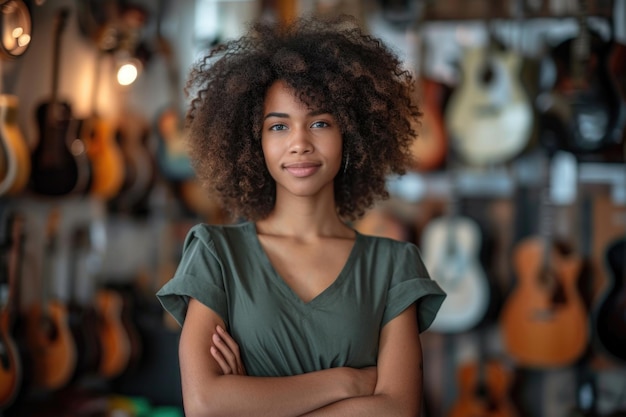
xmin=411 ymin=76 xmax=448 ymax=172
xmin=445 ymin=36 xmax=533 ymax=167
xmin=154 ymin=0 xmax=195 ymax=182
xmin=592 ymin=236 xmax=626 ymax=364
xmin=421 ymin=182 xmax=490 ymax=333
xmin=66 ymin=225 xmax=102 ymax=382
xmin=500 ymin=153 xmax=589 ymax=368
xmin=538 ymin=0 xmax=625 ymax=158
xmin=109 ymin=110 xmax=156 ymax=215
xmin=96 ymin=287 xmax=131 ymax=379
xmin=0 ymin=94 xmax=31 ymax=197
xmin=0 ymin=208 xmax=23 ymax=409
xmin=81 ymin=52 xmax=126 ymax=201
xmin=30 ymin=8 xmax=92 ymax=196
xmin=448 ymin=330 xmax=518 ymax=417
xmin=25 ymin=208 xmax=77 ymax=390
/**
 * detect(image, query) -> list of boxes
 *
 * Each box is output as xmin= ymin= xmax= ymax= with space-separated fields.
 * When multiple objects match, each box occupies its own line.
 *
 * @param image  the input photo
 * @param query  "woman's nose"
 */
xmin=289 ymin=128 xmax=313 ymax=154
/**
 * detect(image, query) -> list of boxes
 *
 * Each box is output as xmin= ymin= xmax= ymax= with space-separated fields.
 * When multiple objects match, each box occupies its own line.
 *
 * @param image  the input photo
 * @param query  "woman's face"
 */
xmin=261 ymin=81 xmax=343 ymax=199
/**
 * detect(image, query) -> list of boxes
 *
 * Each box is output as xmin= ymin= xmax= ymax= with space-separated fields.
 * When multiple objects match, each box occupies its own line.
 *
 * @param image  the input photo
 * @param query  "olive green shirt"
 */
xmin=156 ymin=222 xmax=445 ymax=377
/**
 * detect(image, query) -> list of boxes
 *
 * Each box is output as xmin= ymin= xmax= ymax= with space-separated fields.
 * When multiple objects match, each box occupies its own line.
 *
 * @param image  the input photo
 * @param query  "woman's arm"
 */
xmin=300 ymin=303 xmax=422 ymax=417
xmin=179 ymin=298 xmax=377 ymax=417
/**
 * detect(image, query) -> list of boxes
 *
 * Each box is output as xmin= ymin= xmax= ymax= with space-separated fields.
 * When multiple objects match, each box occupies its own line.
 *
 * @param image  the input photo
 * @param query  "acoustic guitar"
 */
xmin=30 ymin=8 xmax=92 ymax=196
xmin=445 ymin=34 xmax=533 ymax=167
xmin=66 ymin=225 xmax=102 ymax=382
xmin=25 ymin=208 xmax=77 ymax=390
xmin=538 ymin=0 xmax=625 ymax=159
xmin=154 ymin=0 xmax=195 ymax=183
xmin=0 ymin=208 xmax=23 ymax=409
xmin=500 ymin=152 xmax=589 ymax=368
xmin=109 ymin=109 xmax=156 ymax=216
xmin=0 ymin=94 xmax=31 ymax=197
xmin=420 ymin=180 xmax=490 ymax=333
xmin=592 ymin=236 xmax=626 ymax=364
xmin=96 ymin=287 xmax=131 ymax=379
xmin=448 ymin=329 xmax=518 ymax=417
xmin=81 ymin=52 xmax=126 ymax=201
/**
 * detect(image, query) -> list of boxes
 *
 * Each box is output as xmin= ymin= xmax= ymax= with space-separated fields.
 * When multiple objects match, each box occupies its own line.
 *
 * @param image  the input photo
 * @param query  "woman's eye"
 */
xmin=311 ymin=121 xmax=329 ymax=128
xmin=269 ymin=123 xmax=287 ymax=131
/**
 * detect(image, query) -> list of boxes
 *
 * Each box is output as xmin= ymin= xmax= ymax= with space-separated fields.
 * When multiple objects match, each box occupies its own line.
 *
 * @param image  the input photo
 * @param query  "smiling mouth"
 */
xmin=283 ymin=162 xmax=321 ymax=177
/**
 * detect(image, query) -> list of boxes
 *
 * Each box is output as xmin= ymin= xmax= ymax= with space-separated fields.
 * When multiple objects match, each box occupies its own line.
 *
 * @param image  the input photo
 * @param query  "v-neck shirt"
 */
xmin=156 ymin=221 xmax=445 ymax=377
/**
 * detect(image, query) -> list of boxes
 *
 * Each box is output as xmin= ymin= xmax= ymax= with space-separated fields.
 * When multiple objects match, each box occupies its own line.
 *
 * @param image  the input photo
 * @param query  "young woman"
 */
xmin=156 ymin=15 xmax=446 ymax=417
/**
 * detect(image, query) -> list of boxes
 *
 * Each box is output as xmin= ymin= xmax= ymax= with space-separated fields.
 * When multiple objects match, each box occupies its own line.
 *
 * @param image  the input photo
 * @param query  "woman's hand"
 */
xmin=210 ymin=325 xmax=247 ymax=375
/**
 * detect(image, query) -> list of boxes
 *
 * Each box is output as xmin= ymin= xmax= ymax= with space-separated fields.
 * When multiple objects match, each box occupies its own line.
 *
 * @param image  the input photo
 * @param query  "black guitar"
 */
xmin=538 ymin=0 xmax=625 ymax=160
xmin=593 ymin=236 xmax=626 ymax=364
xmin=30 ymin=8 xmax=92 ymax=196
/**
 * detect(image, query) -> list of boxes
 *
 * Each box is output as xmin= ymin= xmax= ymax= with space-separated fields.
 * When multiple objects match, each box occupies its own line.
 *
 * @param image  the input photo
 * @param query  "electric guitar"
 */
xmin=25 ymin=208 xmax=77 ymax=390
xmin=30 ymin=8 xmax=92 ymax=196
xmin=500 ymin=152 xmax=589 ymax=368
xmin=445 ymin=37 xmax=533 ymax=166
xmin=420 ymin=181 xmax=490 ymax=333
xmin=0 ymin=208 xmax=23 ymax=409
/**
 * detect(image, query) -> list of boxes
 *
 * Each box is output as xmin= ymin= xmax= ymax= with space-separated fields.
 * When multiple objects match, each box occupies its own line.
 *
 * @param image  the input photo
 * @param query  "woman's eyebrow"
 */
xmin=264 ymin=110 xmax=330 ymax=120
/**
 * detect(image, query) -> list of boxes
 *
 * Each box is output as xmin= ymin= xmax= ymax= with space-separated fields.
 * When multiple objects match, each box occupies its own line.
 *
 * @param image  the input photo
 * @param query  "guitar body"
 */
xmin=540 ymin=30 xmax=625 ymax=158
xmin=0 ymin=95 xmax=31 ymax=196
xmin=448 ymin=360 xmax=518 ymax=417
xmin=445 ymin=46 xmax=533 ymax=166
xmin=421 ymin=215 xmax=490 ymax=333
xmin=593 ymin=236 xmax=626 ymax=363
xmin=82 ymin=115 xmax=126 ymax=200
xmin=0 ymin=319 xmax=20 ymax=409
xmin=31 ymin=101 xmax=91 ymax=196
xmin=67 ymin=301 xmax=102 ymax=381
xmin=110 ymin=112 xmax=155 ymax=214
xmin=411 ymin=77 xmax=447 ymax=171
xmin=30 ymin=9 xmax=92 ymax=196
xmin=96 ymin=289 xmax=131 ymax=379
xmin=156 ymin=107 xmax=195 ymax=181
xmin=25 ymin=301 xmax=77 ymax=390
xmin=500 ymin=237 xmax=588 ymax=367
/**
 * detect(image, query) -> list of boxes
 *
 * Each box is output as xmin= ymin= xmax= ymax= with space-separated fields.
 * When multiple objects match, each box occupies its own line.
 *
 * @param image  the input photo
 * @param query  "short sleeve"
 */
xmin=156 ymin=225 xmax=229 ymax=327
xmin=381 ymin=242 xmax=446 ymax=332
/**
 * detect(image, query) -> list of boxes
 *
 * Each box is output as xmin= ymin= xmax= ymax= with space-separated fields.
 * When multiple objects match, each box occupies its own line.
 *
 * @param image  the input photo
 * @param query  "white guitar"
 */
xmin=420 ymin=190 xmax=490 ymax=333
xmin=445 ymin=43 xmax=533 ymax=166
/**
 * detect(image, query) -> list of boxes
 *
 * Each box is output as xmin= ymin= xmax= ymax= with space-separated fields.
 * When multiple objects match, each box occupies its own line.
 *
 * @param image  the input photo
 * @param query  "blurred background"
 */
xmin=0 ymin=0 xmax=624 ymax=416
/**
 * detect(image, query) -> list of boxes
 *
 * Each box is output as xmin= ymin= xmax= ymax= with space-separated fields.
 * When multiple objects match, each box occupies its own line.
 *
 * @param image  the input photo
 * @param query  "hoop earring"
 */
xmin=343 ymin=152 xmax=350 ymax=176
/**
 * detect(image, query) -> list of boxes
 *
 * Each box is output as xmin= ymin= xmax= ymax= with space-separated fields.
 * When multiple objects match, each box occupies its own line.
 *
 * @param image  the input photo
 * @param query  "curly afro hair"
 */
xmin=184 ymin=14 xmax=420 ymax=221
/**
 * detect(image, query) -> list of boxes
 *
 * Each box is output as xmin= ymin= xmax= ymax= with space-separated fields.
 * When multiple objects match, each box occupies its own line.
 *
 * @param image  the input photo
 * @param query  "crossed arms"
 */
xmin=178 ymin=298 xmax=423 ymax=417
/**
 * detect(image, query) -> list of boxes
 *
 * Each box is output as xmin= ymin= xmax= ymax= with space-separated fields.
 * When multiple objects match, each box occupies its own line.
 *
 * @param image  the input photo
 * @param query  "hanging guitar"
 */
xmin=0 ymin=207 xmax=23 ymax=409
xmin=538 ymin=0 xmax=625 ymax=160
xmin=420 ymin=177 xmax=490 ymax=333
xmin=30 ymin=7 xmax=92 ymax=196
xmin=592 ymin=235 xmax=626 ymax=364
xmin=499 ymin=152 xmax=589 ymax=368
xmin=25 ymin=208 xmax=77 ymax=391
xmin=448 ymin=328 xmax=519 ymax=417
xmin=0 ymin=94 xmax=31 ymax=197
xmin=154 ymin=0 xmax=195 ymax=183
xmin=66 ymin=225 xmax=102 ymax=382
xmin=80 ymin=51 xmax=126 ymax=201
xmin=444 ymin=27 xmax=533 ymax=167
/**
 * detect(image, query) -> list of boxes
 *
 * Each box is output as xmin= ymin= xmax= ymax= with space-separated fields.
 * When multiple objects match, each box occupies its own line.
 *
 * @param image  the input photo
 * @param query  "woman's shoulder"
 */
xmin=185 ymin=221 xmax=255 ymax=248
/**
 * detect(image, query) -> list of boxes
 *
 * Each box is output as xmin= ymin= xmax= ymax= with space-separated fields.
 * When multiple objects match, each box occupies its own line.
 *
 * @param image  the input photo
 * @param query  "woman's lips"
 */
xmin=283 ymin=162 xmax=321 ymax=177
